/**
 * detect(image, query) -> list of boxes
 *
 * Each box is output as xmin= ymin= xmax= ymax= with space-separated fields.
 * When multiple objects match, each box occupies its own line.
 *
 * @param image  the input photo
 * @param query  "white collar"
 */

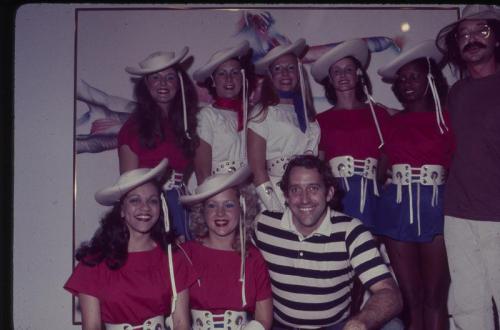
xmin=281 ymin=207 xmax=333 ymax=240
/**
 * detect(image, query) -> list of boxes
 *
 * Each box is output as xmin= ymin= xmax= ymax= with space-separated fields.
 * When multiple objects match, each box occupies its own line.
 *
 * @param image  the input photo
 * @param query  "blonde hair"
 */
xmin=188 ymin=184 xmax=259 ymax=252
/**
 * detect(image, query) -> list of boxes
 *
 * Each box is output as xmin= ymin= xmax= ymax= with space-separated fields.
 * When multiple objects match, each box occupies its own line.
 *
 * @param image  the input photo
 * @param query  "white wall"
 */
xmin=13 ymin=4 xmax=463 ymax=329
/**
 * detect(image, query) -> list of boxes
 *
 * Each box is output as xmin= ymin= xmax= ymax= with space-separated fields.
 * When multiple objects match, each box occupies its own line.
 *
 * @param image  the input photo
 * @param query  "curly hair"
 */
xmin=320 ymin=56 xmax=371 ymax=107
xmin=132 ymin=65 xmax=199 ymax=159
xmin=249 ymin=56 xmax=316 ymax=123
xmin=443 ymin=19 xmax=500 ymax=74
xmin=188 ymin=184 xmax=259 ymax=252
xmin=199 ymin=52 xmax=256 ymax=100
xmin=75 ymin=181 xmax=175 ymax=270
xmin=278 ymin=155 xmax=342 ymax=210
xmin=391 ymin=57 xmax=449 ymax=109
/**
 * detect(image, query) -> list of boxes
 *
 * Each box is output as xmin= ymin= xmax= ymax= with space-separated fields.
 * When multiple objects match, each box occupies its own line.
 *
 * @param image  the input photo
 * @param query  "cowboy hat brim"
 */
xmin=95 ymin=158 xmax=168 ymax=206
xmin=378 ymin=39 xmax=443 ymax=81
xmin=254 ymin=38 xmax=307 ymax=75
xmin=180 ymin=165 xmax=251 ymax=205
xmin=125 ymin=47 xmax=189 ymax=76
xmin=193 ymin=40 xmax=250 ymax=82
xmin=311 ymin=38 xmax=369 ymax=83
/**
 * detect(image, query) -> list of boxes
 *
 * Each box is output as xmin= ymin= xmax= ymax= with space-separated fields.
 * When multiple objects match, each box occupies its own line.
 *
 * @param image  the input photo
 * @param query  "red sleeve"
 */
xmin=117 ymin=116 xmax=136 ymax=149
xmin=249 ymin=245 xmax=273 ymax=301
xmin=172 ymin=246 xmax=198 ymax=293
xmin=63 ymin=262 xmax=101 ymax=299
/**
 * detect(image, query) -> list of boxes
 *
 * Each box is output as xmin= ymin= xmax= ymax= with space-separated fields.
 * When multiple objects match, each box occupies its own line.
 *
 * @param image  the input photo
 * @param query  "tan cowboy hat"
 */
xmin=378 ymin=39 xmax=443 ymax=80
xmin=95 ymin=159 xmax=168 ymax=206
xmin=436 ymin=5 xmax=500 ymax=53
xmin=193 ymin=40 xmax=250 ymax=82
xmin=125 ymin=48 xmax=189 ymax=75
xmin=254 ymin=38 xmax=307 ymax=74
xmin=311 ymin=38 xmax=369 ymax=83
xmin=179 ymin=165 xmax=251 ymax=205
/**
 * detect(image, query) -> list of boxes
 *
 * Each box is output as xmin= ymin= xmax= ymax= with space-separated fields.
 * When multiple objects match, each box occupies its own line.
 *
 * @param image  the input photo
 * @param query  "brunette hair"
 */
xmin=132 ymin=65 xmax=199 ymax=159
xmin=75 ymin=181 xmax=174 ymax=270
xmin=200 ymin=51 xmax=255 ymax=100
xmin=320 ymin=56 xmax=371 ymax=107
xmin=279 ymin=155 xmax=341 ymax=210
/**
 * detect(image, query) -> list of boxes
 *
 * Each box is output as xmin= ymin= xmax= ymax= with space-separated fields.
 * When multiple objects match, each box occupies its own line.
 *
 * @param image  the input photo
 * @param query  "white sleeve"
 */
xmin=247 ymin=106 xmax=269 ymax=140
xmin=306 ymin=120 xmax=321 ymax=155
xmin=196 ymin=107 xmax=214 ymax=145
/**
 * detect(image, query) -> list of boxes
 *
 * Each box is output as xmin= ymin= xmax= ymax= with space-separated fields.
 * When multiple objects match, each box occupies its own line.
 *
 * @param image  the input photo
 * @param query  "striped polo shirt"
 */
xmin=254 ymin=208 xmax=392 ymax=329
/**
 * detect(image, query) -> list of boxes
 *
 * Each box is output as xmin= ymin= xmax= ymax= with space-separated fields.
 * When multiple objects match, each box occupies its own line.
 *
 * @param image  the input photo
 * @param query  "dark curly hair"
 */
xmin=249 ymin=56 xmax=316 ymax=123
xmin=75 ymin=181 xmax=175 ymax=270
xmin=132 ymin=65 xmax=199 ymax=159
xmin=442 ymin=19 xmax=500 ymax=74
xmin=199 ymin=51 xmax=256 ymax=100
xmin=278 ymin=155 xmax=342 ymax=210
xmin=320 ymin=56 xmax=371 ymax=107
xmin=391 ymin=57 xmax=449 ymax=109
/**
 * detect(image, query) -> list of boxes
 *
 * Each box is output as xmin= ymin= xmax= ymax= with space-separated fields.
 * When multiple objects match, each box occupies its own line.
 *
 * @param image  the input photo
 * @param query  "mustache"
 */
xmin=463 ymin=42 xmax=486 ymax=52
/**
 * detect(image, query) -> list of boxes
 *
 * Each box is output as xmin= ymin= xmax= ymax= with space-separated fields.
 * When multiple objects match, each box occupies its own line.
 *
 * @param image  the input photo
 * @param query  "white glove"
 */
xmin=256 ymin=181 xmax=283 ymax=212
xmin=243 ymin=320 xmax=265 ymax=330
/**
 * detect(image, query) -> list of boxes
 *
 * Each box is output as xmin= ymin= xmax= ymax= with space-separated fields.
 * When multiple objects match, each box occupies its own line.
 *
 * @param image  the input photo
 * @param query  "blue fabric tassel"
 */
xmin=278 ymin=90 xmax=307 ymax=133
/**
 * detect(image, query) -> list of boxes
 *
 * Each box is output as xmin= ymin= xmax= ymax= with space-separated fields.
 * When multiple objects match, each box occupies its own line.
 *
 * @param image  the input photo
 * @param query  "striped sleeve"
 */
xmin=345 ymin=219 xmax=392 ymax=289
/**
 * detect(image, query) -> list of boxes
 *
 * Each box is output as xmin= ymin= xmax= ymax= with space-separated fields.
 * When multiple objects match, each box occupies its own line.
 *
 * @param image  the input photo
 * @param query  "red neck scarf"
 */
xmin=214 ymin=98 xmax=243 ymax=131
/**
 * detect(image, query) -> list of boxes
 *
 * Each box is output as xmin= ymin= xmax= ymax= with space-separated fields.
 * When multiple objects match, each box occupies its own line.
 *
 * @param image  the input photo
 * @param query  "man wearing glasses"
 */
xmin=436 ymin=5 xmax=500 ymax=330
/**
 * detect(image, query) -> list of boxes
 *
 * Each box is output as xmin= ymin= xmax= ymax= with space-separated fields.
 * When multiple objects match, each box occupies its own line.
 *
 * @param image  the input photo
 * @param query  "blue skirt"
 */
xmin=165 ymin=188 xmax=192 ymax=240
xmin=337 ymin=176 xmax=379 ymax=231
xmin=373 ymin=183 xmax=444 ymax=243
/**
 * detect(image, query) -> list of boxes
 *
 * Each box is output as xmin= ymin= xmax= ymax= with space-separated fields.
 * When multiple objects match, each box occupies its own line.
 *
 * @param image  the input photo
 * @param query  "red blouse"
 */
xmin=316 ymin=106 xmax=390 ymax=160
xmin=181 ymin=241 xmax=272 ymax=314
xmin=64 ymin=245 xmax=197 ymax=325
xmin=118 ymin=115 xmax=189 ymax=172
xmin=383 ymin=111 xmax=455 ymax=168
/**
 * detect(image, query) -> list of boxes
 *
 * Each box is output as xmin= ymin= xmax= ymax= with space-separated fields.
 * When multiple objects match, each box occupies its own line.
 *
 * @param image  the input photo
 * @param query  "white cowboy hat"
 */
xmin=436 ymin=5 xmax=500 ymax=53
xmin=125 ymin=48 xmax=189 ymax=75
xmin=254 ymin=38 xmax=307 ymax=74
xmin=95 ymin=159 xmax=168 ymax=206
xmin=378 ymin=39 xmax=443 ymax=80
xmin=311 ymin=38 xmax=369 ymax=83
xmin=180 ymin=165 xmax=251 ymax=205
xmin=193 ymin=40 xmax=250 ymax=82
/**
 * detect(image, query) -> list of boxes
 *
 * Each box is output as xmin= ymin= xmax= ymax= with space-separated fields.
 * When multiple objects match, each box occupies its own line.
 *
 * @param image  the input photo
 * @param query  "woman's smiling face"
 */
xmin=121 ymin=182 xmax=161 ymax=235
xmin=203 ymin=188 xmax=241 ymax=239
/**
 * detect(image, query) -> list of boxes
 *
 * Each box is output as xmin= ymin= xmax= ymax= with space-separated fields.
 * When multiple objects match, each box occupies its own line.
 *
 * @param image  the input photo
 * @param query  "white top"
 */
xmin=248 ymin=103 xmax=320 ymax=160
xmin=197 ymin=104 xmax=246 ymax=170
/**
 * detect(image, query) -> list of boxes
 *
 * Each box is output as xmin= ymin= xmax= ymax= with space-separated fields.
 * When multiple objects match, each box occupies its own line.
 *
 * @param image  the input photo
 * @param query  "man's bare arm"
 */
xmin=343 ymin=278 xmax=402 ymax=330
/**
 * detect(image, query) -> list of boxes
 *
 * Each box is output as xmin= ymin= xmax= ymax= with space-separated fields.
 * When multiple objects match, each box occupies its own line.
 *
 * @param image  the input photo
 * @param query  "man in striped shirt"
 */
xmin=254 ymin=155 xmax=402 ymax=329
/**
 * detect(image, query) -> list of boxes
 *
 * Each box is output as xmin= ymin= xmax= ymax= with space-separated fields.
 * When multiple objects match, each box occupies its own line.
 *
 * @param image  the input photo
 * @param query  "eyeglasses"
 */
xmin=455 ymin=25 xmax=491 ymax=43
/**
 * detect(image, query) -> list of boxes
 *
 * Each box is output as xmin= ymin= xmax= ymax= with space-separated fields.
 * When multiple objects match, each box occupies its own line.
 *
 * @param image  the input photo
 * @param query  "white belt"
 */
xmin=191 ymin=309 xmax=248 ymax=330
xmin=105 ymin=315 xmax=166 ymax=330
xmin=212 ymin=160 xmax=246 ymax=175
xmin=266 ymin=156 xmax=293 ymax=177
xmin=163 ymin=171 xmax=184 ymax=191
xmin=329 ymin=156 xmax=379 ymax=213
xmin=392 ymin=164 xmax=446 ymax=236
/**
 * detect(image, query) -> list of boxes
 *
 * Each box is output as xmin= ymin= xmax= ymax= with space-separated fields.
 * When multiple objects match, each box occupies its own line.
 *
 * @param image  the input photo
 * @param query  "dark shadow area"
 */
xmin=1 ymin=1 xmax=16 ymax=329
